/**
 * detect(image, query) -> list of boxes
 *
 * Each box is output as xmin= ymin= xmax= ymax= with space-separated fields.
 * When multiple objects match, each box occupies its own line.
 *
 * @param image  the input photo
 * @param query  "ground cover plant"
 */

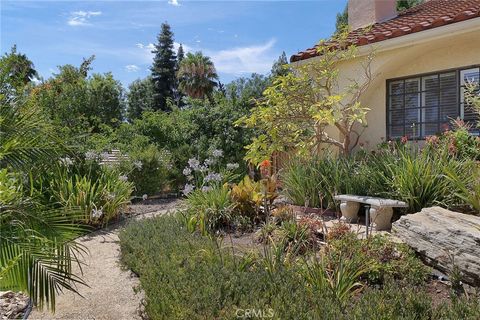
xmin=120 ymin=214 xmax=480 ymax=320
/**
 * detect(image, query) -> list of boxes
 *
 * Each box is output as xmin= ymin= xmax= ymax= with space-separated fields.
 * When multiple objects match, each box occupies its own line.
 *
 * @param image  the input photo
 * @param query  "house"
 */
xmin=290 ymin=0 xmax=480 ymax=147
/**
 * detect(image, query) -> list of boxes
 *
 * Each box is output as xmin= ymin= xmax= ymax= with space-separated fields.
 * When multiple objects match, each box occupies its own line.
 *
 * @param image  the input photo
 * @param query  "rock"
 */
xmin=392 ymin=206 xmax=480 ymax=286
xmin=0 ymin=291 xmax=14 ymax=299
xmin=0 ymin=292 xmax=30 ymax=320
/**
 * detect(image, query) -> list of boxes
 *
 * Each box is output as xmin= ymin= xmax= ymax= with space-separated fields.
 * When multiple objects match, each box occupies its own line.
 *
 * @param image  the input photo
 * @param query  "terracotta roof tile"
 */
xmin=290 ymin=0 xmax=480 ymax=62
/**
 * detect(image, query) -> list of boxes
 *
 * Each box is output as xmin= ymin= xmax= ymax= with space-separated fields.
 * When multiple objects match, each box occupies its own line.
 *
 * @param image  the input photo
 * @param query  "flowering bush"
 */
xmin=182 ymin=149 xmax=239 ymax=196
xmin=117 ymin=145 xmax=173 ymax=196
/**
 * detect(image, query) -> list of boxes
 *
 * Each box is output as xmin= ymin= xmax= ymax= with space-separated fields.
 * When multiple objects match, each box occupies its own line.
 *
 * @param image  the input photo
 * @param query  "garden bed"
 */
xmin=119 ymin=214 xmax=480 ymax=320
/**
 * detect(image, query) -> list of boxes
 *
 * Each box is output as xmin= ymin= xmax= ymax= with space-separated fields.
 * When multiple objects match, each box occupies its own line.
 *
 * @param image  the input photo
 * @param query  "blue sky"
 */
xmin=1 ymin=0 xmax=347 ymax=86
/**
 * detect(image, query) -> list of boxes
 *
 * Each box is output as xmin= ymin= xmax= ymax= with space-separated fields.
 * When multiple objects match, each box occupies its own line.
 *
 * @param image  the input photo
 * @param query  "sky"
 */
xmin=1 ymin=0 xmax=347 ymax=87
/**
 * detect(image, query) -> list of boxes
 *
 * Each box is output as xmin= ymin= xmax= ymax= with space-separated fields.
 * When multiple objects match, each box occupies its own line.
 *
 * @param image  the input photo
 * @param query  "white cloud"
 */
xmin=209 ymin=39 xmax=277 ymax=75
xmin=125 ymin=64 xmax=140 ymax=72
xmin=134 ymin=42 xmax=191 ymax=64
xmin=68 ymin=10 xmax=102 ymax=26
xmin=168 ymin=0 xmax=180 ymax=6
xmin=136 ymin=43 xmax=155 ymax=50
xmin=132 ymin=40 xmax=277 ymax=76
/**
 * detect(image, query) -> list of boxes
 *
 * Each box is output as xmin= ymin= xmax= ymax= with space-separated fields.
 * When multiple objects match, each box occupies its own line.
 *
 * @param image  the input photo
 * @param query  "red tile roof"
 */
xmin=290 ymin=0 xmax=480 ymax=62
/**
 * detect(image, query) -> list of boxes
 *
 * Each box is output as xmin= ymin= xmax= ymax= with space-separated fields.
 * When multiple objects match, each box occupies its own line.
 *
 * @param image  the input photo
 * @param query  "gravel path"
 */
xmin=29 ymin=199 xmax=183 ymax=320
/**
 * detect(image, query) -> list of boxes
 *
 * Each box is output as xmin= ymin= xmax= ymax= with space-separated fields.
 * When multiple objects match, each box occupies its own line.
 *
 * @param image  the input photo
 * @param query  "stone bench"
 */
xmin=334 ymin=194 xmax=408 ymax=231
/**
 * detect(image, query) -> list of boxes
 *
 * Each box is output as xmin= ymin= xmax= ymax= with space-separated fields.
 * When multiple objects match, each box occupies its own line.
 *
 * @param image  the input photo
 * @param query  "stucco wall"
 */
xmin=332 ymin=28 xmax=480 ymax=149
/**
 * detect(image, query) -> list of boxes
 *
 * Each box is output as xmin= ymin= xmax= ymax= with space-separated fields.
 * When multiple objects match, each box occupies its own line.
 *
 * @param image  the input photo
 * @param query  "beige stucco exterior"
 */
xmin=293 ymin=18 xmax=480 ymax=151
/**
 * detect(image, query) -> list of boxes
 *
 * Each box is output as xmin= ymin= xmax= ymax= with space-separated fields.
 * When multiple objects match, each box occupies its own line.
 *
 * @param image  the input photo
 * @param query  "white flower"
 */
xmin=119 ymin=175 xmax=128 ymax=181
xmin=202 ymin=186 xmax=212 ymax=192
xmin=212 ymin=149 xmax=223 ymax=158
xmin=182 ymin=184 xmax=195 ymax=195
xmin=226 ymin=163 xmax=239 ymax=170
xmin=133 ymin=161 xmax=143 ymax=170
xmin=188 ymin=158 xmax=200 ymax=170
xmin=186 ymin=175 xmax=194 ymax=181
xmin=183 ymin=167 xmax=192 ymax=176
xmin=198 ymin=165 xmax=208 ymax=173
xmin=204 ymin=158 xmax=214 ymax=166
xmin=142 ymin=194 xmax=148 ymax=200
xmin=204 ymin=172 xmax=222 ymax=183
xmin=85 ymin=151 xmax=98 ymax=161
xmin=60 ymin=157 xmax=73 ymax=166
xmin=91 ymin=208 xmax=103 ymax=219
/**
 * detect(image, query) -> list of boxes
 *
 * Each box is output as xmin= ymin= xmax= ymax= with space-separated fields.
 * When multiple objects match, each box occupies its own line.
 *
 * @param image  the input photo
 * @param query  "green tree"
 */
xmin=0 ymin=45 xmax=38 ymax=97
xmin=237 ymin=35 xmax=375 ymax=163
xmin=127 ymin=76 xmax=155 ymax=121
xmin=334 ymin=5 xmax=348 ymax=34
xmin=174 ymin=44 xmax=186 ymax=107
xmin=335 ymin=1 xmax=423 ymax=34
xmin=87 ymin=72 xmax=124 ymax=127
xmin=177 ymin=52 xmax=218 ymax=102
xmin=271 ymin=51 xmax=290 ymax=78
xmin=151 ymin=22 xmax=177 ymax=111
xmin=397 ymin=0 xmax=423 ymax=12
xmin=31 ymin=57 xmax=124 ymax=135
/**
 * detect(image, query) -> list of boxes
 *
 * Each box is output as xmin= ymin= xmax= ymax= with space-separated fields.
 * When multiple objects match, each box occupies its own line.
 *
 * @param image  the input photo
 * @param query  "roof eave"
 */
xmin=291 ymin=17 xmax=480 ymax=67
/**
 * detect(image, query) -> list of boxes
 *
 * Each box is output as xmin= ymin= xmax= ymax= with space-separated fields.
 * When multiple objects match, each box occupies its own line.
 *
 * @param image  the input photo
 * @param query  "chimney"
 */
xmin=348 ymin=0 xmax=397 ymax=30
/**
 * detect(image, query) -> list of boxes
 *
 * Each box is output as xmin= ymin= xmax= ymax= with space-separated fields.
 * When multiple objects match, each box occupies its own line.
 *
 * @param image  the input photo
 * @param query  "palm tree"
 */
xmin=0 ymin=100 xmax=87 ymax=311
xmin=177 ymin=52 xmax=218 ymax=103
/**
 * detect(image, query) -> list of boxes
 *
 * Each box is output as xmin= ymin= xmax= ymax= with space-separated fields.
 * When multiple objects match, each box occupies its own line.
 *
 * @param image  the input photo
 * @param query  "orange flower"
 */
xmin=260 ymin=159 xmax=271 ymax=168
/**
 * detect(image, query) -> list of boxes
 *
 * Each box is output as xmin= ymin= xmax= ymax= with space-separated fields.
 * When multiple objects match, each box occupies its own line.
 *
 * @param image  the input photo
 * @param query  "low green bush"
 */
xmin=327 ymin=231 xmax=430 ymax=286
xmin=119 ymin=215 xmax=480 ymax=320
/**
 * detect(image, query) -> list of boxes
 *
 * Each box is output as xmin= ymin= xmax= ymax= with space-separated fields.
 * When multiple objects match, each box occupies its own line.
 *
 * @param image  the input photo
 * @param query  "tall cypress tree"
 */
xmin=174 ymin=44 xmax=185 ymax=107
xmin=271 ymin=51 xmax=290 ymax=78
xmin=151 ymin=22 xmax=177 ymax=111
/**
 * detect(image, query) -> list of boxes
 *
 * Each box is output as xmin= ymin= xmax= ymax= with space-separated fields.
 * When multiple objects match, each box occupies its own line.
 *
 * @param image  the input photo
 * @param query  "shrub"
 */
xmin=326 ymin=231 xmax=430 ymax=285
xmin=281 ymin=156 xmax=373 ymax=209
xmin=230 ymin=175 xmax=277 ymax=223
xmin=186 ymin=185 xmax=233 ymax=235
xmin=444 ymin=160 xmax=480 ymax=213
xmin=118 ymin=145 xmax=172 ymax=196
xmin=181 ymin=149 xmax=240 ymax=195
xmin=119 ymin=215 xmax=480 ymax=320
xmin=50 ymin=168 xmax=133 ymax=225
xmin=384 ymin=147 xmax=455 ymax=212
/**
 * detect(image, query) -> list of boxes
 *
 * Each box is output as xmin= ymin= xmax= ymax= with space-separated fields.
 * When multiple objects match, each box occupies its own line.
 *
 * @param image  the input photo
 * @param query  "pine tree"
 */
xmin=151 ymin=22 xmax=177 ymax=111
xmin=174 ymin=44 xmax=185 ymax=107
xmin=176 ymin=44 xmax=185 ymax=66
xmin=271 ymin=52 xmax=290 ymax=78
xmin=334 ymin=5 xmax=348 ymax=34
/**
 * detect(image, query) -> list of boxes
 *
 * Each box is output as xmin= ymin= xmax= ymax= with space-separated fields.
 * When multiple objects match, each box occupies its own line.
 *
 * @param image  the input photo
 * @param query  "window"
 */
xmin=387 ymin=66 xmax=480 ymax=139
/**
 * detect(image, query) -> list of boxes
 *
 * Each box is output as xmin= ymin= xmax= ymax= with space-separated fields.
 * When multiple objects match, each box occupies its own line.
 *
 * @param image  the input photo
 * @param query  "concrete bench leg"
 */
xmin=340 ymin=201 xmax=360 ymax=223
xmin=370 ymin=206 xmax=393 ymax=231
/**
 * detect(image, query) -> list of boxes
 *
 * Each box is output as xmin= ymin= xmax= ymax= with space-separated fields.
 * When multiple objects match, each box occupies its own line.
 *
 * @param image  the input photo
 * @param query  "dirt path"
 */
xmin=29 ymin=199 xmax=182 ymax=320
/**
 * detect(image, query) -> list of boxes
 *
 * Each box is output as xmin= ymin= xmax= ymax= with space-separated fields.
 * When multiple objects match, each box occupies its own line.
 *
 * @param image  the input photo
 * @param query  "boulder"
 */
xmin=392 ymin=206 xmax=480 ymax=286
